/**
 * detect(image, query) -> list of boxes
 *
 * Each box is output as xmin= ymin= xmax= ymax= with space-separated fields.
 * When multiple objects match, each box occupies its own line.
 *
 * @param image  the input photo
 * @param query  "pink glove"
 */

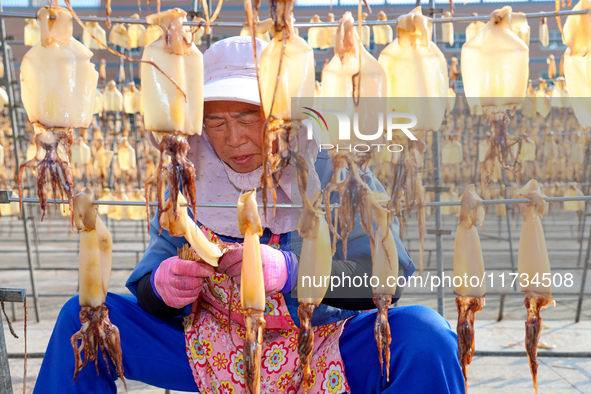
xmin=217 ymin=243 xmax=289 ymax=295
xmin=153 ymin=256 xmax=215 ymax=308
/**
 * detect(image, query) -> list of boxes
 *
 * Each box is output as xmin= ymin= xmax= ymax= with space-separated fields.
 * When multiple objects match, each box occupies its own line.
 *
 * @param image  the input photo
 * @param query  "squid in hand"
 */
xmin=238 ymin=190 xmax=265 ymax=394
xmin=359 ymin=189 xmax=398 ymax=382
xmin=296 ymin=191 xmax=332 ymax=389
xmin=141 ymin=8 xmax=204 ymax=230
xmin=70 ymin=187 xmax=124 ymax=388
xmin=461 ymin=6 xmax=529 ymax=191
xmin=18 ymin=6 xmax=98 ymax=227
xmin=453 ymin=185 xmax=486 ymax=392
xmin=258 ymin=0 xmax=315 ymax=213
xmin=321 ymin=11 xmax=387 ymax=259
xmin=517 ymin=179 xmax=554 ymax=394
xmin=159 ymin=192 xmax=223 ymax=267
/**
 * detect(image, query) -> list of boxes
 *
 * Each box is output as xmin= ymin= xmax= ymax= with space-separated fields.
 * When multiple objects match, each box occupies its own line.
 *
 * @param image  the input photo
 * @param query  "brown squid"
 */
xmin=359 ymin=189 xmax=399 ymax=381
xmin=452 ymin=185 xmax=486 ymax=391
xmin=296 ymin=191 xmax=332 ymax=389
xmin=237 ymin=190 xmax=265 ymax=394
xmin=141 ymin=8 xmax=203 ymax=231
xmin=18 ymin=6 xmax=98 ymax=226
xmin=517 ymin=180 xmax=554 ymax=394
xmin=70 ymin=187 xmax=124 ymax=387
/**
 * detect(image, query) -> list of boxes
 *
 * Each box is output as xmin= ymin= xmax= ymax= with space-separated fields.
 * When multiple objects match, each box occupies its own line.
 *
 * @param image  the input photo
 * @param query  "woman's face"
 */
xmin=203 ymin=101 xmax=264 ymax=173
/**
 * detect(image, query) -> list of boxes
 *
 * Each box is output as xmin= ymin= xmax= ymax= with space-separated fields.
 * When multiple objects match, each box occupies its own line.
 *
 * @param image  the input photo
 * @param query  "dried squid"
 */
xmin=539 ymin=17 xmax=549 ymax=47
xmin=24 ymin=18 xmax=40 ymax=46
xmin=258 ymin=0 xmax=315 ymax=212
xmin=442 ymin=12 xmax=454 ymax=46
xmin=82 ymin=21 xmax=106 ymax=49
xmin=294 ymin=190 xmax=333 ymax=389
xmin=453 ymin=185 xmax=486 ymax=391
xmin=373 ymin=11 xmax=393 ymax=45
xmin=237 ymin=190 xmax=265 ymax=394
xmin=141 ymin=8 xmax=203 ymax=230
xmin=321 ymin=11 xmax=387 ymax=259
xmin=359 ymin=189 xmax=399 ymax=381
xmin=517 ymin=180 xmax=554 ymax=394
xmin=70 ymin=187 xmax=124 ymax=387
xmin=461 ymin=6 xmax=529 ymax=191
xmin=378 ymin=6 xmax=448 ymax=276
xmin=18 ymin=6 xmax=98 ymax=226
xmin=307 ymin=15 xmax=322 ymax=49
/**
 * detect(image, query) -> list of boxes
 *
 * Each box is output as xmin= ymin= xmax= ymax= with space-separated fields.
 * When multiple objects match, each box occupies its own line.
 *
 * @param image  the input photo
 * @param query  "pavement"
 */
xmin=2 ymin=206 xmax=591 ymax=393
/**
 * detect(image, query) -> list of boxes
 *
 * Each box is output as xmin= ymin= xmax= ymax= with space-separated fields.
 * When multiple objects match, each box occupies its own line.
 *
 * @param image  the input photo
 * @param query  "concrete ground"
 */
xmin=2 ymin=203 xmax=591 ymax=393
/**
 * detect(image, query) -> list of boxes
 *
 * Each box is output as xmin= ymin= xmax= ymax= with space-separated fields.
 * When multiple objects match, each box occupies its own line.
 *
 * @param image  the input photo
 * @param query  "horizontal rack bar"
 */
xmin=473 ymin=351 xmax=591 ymax=358
xmin=3 ymin=192 xmax=591 ymax=208
xmin=0 ymin=8 xmax=586 ymax=28
xmin=2 ymin=195 xmax=301 ymax=209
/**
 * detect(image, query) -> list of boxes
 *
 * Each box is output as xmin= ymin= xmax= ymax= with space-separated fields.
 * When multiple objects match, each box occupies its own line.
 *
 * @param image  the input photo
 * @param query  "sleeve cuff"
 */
xmin=279 ymin=251 xmax=299 ymax=293
xmin=150 ymin=268 xmax=164 ymax=301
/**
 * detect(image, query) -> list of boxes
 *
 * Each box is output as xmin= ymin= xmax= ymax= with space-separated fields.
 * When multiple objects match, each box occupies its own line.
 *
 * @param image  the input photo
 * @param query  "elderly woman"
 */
xmin=34 ymin=37 xmax=464 ymax=393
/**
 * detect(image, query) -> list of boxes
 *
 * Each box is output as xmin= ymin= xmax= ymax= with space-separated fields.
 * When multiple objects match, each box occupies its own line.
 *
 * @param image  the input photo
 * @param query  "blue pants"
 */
xmin=34 ymin=294 xmax=465 ymax=394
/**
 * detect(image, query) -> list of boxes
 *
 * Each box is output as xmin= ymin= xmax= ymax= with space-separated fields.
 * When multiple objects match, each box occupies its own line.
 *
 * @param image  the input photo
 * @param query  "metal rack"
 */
xmin=0 ymin=8 xmax=590 ymax=393
xmin=0 ymin=2 xmax=588 ymax=318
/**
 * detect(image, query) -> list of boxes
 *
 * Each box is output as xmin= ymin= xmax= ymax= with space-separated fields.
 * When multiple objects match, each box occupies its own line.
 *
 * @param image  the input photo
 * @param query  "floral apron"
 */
xmin=183 ymin=227 xmax=351 ymax=394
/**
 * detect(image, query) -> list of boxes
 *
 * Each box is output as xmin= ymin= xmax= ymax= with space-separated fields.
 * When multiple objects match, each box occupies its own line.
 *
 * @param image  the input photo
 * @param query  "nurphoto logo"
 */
xmin=302 ymin=107 xmax=419 ymax=153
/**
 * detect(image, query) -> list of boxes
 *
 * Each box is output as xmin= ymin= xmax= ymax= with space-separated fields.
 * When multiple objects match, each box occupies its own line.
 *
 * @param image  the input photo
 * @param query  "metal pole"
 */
xmin=429 ymin=0 xmax=444 ymax=318
xmin=0 ymin=315 xmax=14 ymax=394
xmin=207 ymin=0 xmax=212 ymax=48
xmin=130 ymin=114 xmax=147 ymax=249
xmin=0 ymin=5 xmax=41 ymax=322
xmin=577 ymin=136 xmax=590 ymax=266
xmin=575 ymin=217 xmax=591 ymax=322
xmin=0 ymin=289 xmax=25 ymax=394
xmin=501 ymin=171 xmax=516 ymax=274
xmin=29 ymin=205 xmax=41 ymax=268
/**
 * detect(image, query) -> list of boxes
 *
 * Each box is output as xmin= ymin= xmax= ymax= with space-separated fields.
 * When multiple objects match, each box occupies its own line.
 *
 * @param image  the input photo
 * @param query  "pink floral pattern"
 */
xmin=182 ymin=226 xmax=350 ymax=393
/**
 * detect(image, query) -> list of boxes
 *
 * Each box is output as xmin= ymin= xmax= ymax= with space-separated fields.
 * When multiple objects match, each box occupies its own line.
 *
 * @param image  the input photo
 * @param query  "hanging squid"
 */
xmin=359 ymin=189 xmax=399 ymax=382
xmin=378 ymin=6 xmax=448 ymax=276
xmin=141 ymin=8 xmax=204 ymax=231
xmin=18 ymin=6 xmax=98 ymax=228
xmin=258 ymin=0 xmax=315 ymax=213
xmin=296 ymin=191 xmax=333 ymax=389
xmin=461 ymin=6 xmax=529 ymax=191
xmin=517 ymin=179 xmax=554 ymax=394
xmin=321 ymin=11 xmax=387 ymax=259
xmin=237 ymin=190 xmax=266 ymax=394
xmin=70 ymin=187 xmax=124 ymax=387
xmin=453 ymin=185 xmax=486 ymax=392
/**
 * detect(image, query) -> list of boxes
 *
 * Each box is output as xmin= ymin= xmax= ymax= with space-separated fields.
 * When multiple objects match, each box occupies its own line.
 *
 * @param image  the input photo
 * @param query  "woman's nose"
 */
xmin=226 ymin=123 xmax=249 ymax=147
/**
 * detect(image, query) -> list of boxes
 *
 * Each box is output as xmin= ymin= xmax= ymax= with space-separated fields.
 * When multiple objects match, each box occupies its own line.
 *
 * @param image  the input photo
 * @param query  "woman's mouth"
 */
xmin=231 ymin=154 xmax=255 ymax=166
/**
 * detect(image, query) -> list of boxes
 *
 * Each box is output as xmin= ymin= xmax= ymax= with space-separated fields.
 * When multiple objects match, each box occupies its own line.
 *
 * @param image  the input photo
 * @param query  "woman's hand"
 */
xmin=153 ymin=256 xmax=215 ymax=309
xmin=217 ymin=243 xmax=289 ymax=295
